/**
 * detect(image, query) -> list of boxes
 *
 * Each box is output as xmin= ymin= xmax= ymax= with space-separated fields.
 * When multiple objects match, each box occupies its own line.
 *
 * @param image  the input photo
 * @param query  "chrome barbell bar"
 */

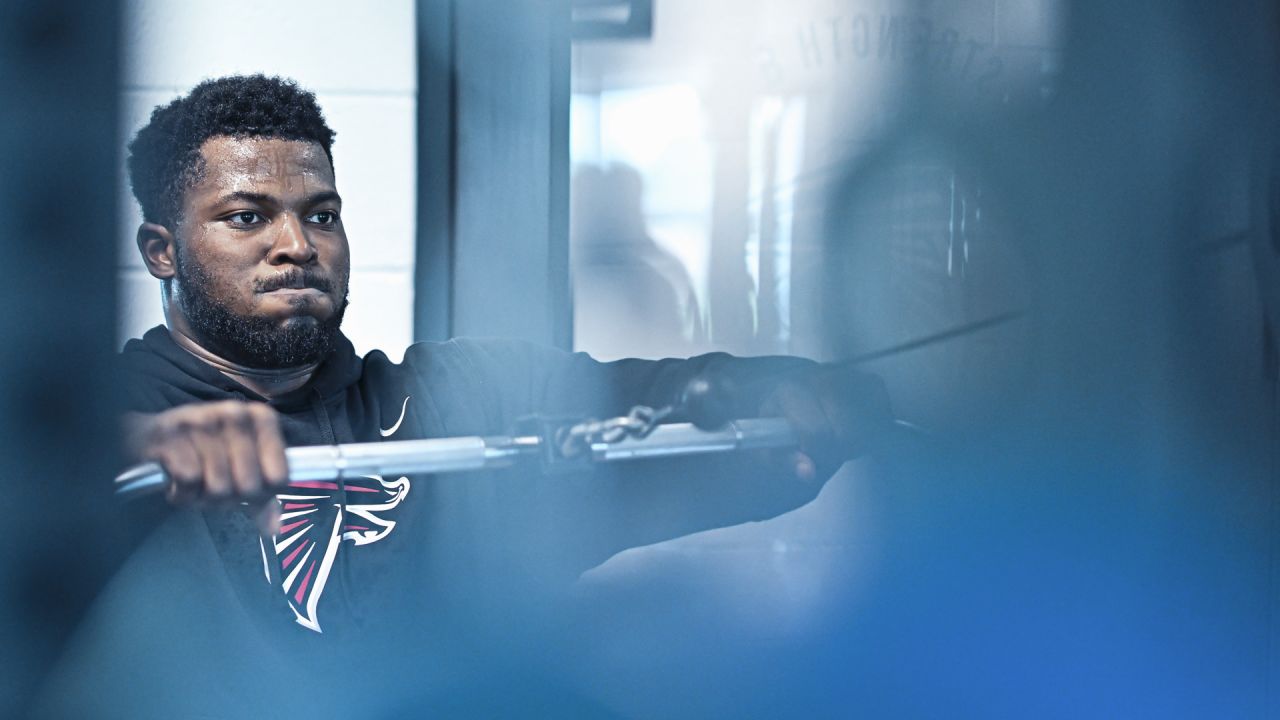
xmin=113 ymin=418 xmax=798 ymax=500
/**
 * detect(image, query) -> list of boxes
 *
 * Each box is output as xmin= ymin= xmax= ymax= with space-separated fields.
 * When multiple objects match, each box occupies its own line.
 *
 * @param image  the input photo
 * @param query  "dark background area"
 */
xmin=0 ymin=1 xmax=125 ymax=717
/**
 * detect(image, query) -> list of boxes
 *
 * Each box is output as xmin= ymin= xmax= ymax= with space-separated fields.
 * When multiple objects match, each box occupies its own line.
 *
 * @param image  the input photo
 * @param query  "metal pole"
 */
xmin=114 ymin=418 xmax=797 ymax=500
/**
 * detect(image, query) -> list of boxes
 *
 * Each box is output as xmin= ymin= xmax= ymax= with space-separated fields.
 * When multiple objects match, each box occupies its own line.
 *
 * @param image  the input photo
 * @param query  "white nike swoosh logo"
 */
xmin=380 ymin=396 xmax=411 ymax=437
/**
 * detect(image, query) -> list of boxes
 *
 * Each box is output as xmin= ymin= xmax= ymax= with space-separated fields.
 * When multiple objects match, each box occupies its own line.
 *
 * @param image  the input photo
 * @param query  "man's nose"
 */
xmin=268 ymin=215 xmax=317 ymax=265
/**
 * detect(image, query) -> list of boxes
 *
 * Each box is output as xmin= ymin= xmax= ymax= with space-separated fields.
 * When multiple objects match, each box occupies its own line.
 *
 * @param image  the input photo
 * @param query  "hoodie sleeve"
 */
xmin=436 ymin=337 xmax=829 ymax=571
xmin=446 ymin=336 xmax=816 ymax=426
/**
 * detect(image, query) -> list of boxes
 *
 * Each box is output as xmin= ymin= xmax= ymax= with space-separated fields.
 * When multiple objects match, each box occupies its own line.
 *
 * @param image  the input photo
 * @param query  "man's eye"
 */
xmin=306 ymin=210 xmax=339 ymax=225
xmin=226 ymin=212 xmax=263 ymax=226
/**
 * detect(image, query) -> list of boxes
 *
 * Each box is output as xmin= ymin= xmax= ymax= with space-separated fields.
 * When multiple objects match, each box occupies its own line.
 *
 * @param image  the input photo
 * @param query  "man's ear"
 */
xmin=137 ymin=222 xmax=177 ymax=280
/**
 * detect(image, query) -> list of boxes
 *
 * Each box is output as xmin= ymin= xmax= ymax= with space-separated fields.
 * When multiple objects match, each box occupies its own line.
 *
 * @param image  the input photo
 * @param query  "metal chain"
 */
xmin=556 ymin=404 xmax=674 ymax=458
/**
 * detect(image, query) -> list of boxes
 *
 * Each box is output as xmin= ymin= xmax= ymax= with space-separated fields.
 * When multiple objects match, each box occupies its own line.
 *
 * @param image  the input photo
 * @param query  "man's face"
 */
xmin=170 ymin=136 xmax=351 ymax=368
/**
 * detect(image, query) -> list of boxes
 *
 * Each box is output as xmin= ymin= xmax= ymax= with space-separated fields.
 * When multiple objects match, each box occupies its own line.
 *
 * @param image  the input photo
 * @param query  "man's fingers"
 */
xmin=225 ymin=408 xmax=265 ymax=498
xmin=771 ymin=381 xmax=834 ymax=436
xmin=766 ymin=381 xmax=840 ymax=467
xmin=192 ymin=424 xmax=234 ymax=502
xmin=251 ymin=404 xmax=289 ymax=488
xmin=817 ymin=392 xmax=858 ymax=445
xmin=821 ymin=373 xmax=894 ymax=453
xmin=162 ymin=436 xmax=203 ymax=505
xmin=135 ymin=401 xmax=289 ymax=508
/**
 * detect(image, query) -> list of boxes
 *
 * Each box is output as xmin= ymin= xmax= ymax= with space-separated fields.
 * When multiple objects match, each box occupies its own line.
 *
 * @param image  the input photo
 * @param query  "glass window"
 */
xmin=570 ymin=0 xmax=1063 ymax=379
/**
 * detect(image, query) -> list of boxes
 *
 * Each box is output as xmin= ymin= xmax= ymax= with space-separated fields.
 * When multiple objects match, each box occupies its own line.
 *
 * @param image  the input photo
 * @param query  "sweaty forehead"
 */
xmin=193 ymin=136 xmax=334 ymax=194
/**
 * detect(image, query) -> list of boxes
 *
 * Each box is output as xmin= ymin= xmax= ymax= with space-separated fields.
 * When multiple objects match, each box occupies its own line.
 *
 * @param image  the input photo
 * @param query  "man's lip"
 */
xmin=262 ymin=287 xmax=325 ymax=296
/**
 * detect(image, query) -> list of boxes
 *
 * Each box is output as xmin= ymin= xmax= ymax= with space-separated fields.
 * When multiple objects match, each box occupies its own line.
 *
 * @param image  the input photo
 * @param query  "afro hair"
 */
xmin=127 ymin=74 xmax=337 ymax=230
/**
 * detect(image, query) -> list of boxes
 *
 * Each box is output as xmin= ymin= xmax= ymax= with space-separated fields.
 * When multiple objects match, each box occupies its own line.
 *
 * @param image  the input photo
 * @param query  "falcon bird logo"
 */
xmin=260 ymin=474 xmax=411 ymax=632
xmin=257 ymin=396 xmax=415 ymax=633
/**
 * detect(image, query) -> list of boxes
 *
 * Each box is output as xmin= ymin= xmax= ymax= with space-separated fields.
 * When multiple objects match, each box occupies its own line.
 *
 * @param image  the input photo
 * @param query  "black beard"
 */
xmin=173 ymin=252 xmax=348 ymax=369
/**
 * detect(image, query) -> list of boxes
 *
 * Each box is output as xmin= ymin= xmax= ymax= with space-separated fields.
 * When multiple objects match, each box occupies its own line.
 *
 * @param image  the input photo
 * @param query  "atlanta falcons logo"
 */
xmin=257 ymin=396 xmax=414 ymax=633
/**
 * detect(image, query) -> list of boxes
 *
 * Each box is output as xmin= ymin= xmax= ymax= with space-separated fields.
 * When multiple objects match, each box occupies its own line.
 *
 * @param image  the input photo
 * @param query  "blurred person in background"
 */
xmin=572 ymin=163 xmax=705 ymax=359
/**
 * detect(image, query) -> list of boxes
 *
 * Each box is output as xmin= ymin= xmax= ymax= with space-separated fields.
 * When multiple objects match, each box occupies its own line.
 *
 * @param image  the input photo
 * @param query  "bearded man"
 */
xmin=40 ymin=75 xmax=892 ymax=718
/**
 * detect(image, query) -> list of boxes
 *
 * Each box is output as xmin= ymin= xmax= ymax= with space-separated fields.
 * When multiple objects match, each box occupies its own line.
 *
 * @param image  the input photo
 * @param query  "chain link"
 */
xmin=556 ymin=404 xmax=674 ymax=458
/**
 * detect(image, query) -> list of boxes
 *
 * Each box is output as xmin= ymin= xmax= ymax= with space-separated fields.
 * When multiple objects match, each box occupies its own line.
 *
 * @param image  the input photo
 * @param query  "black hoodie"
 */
xmin=39 ymin=327 xmax=820 ymax=717
xmin=118 ymin=327 xmax=818 ymax=633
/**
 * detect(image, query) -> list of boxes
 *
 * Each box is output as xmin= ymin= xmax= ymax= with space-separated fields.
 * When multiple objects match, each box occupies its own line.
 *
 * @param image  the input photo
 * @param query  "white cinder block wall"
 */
xmin=118 ymin=0 xmax=417 ymax=361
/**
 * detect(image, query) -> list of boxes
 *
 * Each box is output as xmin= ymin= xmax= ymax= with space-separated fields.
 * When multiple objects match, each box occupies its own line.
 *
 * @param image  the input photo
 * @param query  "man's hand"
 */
xmin=123 ymin=401 xmax=288 ymax=534
xmin=758 ymin=369 xmax=894 ymax=483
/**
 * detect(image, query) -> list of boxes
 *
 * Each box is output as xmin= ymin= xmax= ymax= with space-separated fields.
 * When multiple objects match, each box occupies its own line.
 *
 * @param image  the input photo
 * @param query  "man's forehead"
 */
xmin=194 ymin=136 xmax=334 ymax=192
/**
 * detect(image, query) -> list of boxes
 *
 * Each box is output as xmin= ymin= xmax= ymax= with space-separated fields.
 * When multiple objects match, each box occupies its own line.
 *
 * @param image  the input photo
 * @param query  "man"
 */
xmin=43 ymin=75 xmax=891 ymax=717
